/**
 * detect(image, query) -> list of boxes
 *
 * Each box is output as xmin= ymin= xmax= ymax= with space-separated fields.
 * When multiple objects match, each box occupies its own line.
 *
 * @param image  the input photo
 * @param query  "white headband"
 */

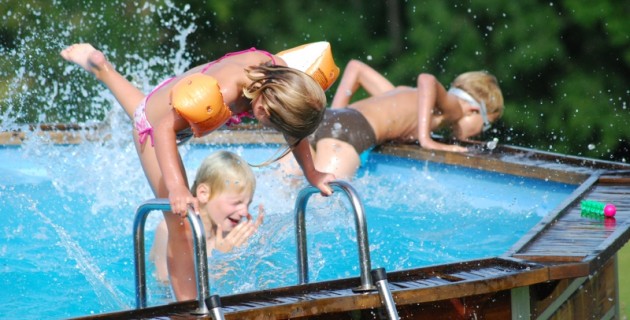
xmin=448 ymin=87 xmax=491 ymax=132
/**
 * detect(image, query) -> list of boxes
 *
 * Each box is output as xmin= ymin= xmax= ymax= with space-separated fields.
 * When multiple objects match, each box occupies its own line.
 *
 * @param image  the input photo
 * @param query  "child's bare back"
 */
xmin=349 ymin=87 xmax=421 ymax=144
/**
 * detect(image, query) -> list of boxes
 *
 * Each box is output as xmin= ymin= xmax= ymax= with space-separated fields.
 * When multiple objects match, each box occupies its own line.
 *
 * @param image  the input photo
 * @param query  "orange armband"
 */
xmin=277 ymin=41 xmax=340 ymax=91
xmin=170 ymin=73 xmax=232 ymax=137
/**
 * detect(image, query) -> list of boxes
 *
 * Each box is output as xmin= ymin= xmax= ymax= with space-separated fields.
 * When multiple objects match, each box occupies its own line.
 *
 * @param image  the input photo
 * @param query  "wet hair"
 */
xmin=451 ymin=71 xmax=504 ymax=119
xmin=243 ymin=64 xmax=326 ymax=165
xmin=191 ymin=151 xmax=255 ymax=200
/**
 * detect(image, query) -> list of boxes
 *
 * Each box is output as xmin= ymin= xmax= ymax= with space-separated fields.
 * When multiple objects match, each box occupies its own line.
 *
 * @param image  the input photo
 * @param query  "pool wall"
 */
xmin=3 ymin=127 xmax=629 ymax=319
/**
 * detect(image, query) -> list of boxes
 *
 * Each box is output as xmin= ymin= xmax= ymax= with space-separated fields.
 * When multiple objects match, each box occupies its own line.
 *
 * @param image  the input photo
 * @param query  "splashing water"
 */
xmin=1 ymin=2 xmax=217 ymax=318
xmin=2 ymin=1 xmax=197 ymax=131
xmin=25 ymin=195 xmax=130 ymax=311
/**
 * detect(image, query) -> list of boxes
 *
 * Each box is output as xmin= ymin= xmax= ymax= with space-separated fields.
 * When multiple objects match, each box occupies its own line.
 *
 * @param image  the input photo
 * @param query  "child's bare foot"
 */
xmin=60 ymin=43 xmax=109 ymax=79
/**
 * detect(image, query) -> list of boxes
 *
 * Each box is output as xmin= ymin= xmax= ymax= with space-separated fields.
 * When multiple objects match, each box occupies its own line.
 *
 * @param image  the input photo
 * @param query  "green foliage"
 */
xmin=1 ymin=0 xmax=629 ymax=162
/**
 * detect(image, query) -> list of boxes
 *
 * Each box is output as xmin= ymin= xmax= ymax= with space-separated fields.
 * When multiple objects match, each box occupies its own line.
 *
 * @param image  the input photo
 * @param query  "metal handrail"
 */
xmin=295 ymin=180 xmax=376 ymax=292
xmin=372 ymin=268 xmax=400 ymax=319
xmin=133 ymin=198 xmax=210 ymax=315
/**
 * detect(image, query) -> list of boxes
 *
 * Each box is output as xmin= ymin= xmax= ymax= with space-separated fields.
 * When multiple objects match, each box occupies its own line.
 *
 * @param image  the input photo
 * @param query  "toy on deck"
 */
xmin=580 ymin=200 xmax=616 ymax=218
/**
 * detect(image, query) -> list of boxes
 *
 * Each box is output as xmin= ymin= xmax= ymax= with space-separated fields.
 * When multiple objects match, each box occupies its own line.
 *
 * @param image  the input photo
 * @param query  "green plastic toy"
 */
xmin=580 ymin=200 xmax=616 ymax=218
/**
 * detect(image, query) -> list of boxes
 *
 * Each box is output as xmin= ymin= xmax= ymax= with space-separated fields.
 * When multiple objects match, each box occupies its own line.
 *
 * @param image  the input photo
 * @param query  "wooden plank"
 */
xmin=512 ymin=255 xmax=584 ymax=263
xmin=507 ymin=173 xmax=602 ymax=256
xmin=379 ymin=144 xmax=592 ymax=184
xmin=509 ymin=173 xmax=630 ymax=279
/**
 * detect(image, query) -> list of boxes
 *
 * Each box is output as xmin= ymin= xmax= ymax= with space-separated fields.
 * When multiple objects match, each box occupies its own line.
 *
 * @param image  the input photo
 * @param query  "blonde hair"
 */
xmin=191 ymin=151 xmax=255 ymax=200
xmin=243 ymin=64 xmax=327 ymax=165
xmin=451 ymin=71 xmax=504 ymax=118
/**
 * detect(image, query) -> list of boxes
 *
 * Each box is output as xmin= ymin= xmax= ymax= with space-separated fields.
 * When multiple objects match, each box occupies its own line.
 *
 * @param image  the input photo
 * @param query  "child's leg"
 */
xmin=60 ymin=43 xmax=145 ymax=119
xmin=63 ymin=44 xmax=199 ymax=299
xmin=62 ymin=43 xmax=198 ymax=300
xmin=148 ymin=220 xmax=170 ymax=283
xmin=314 ymin=138 xmax=361 ymax=180
xmin=131 ymin=130 xmax=198 ymax=301
xmin=127 ymin=104 xmax=196 ymax=300
xmin=331 ymin=59 xmax=395 ymax=108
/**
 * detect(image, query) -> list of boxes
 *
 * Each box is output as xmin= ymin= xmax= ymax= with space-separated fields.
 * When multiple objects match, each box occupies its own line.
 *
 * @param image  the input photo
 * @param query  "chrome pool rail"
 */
xmin=205 ymin=294 xmax=226 ymax=320
xmin=132 ymin=198 xmax=211 ymax=315
xmin=372 ymin=268 xmax=400 ymax=320
xmin=294 ymin=180 xmax=376 ymax=292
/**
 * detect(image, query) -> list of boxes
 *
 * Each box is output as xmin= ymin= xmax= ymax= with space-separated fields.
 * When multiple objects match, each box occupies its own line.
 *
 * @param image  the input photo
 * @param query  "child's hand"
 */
xmin=444 ymin=144 xmax=468 ymax=153
xmin=420 ymin=139 xmax=468 ymax=153
xmin=168 ymin=185 xmax=199 ymax=218
xmin=307 ymin=170 xmax=336 ymax=196
xmin=214 ymin=204 xmax=265 ymax=253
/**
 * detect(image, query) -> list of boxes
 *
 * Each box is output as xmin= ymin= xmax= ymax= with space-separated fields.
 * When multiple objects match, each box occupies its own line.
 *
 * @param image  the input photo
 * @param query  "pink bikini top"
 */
xmin=225 ymin=111 xmax=256 ymax=126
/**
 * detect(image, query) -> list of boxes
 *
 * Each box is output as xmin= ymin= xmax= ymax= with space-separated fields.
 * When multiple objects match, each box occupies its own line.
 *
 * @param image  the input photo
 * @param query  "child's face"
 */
xmin=251 ymin=96 xmax=273 ymax=127
xmin=205 ymin=189 xmax=253 ymax=233
xmin=453 ymin=99 xmax=484 ymax=140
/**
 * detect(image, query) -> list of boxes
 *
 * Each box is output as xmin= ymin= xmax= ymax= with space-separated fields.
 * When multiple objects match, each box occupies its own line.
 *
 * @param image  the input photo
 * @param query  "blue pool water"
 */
xmin=0 ymin=142 xmax=576 ymax=319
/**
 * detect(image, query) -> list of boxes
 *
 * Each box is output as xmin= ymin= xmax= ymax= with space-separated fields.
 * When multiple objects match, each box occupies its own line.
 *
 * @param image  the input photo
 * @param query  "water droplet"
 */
xmin=486 ymin=138 xmax=499 ymax=150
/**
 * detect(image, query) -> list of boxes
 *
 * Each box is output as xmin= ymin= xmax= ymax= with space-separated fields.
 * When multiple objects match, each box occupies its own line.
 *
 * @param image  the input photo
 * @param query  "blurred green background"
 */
xmin=1 ymin=0 xmax=629 ymax=162
xmin=1 ymin=0 xmax=628 ymax=316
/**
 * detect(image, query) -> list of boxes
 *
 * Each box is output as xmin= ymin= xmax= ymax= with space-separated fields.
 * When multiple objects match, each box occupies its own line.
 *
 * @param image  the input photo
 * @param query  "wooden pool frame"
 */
xmin=3 ymin=127 xmax=629 ymax=320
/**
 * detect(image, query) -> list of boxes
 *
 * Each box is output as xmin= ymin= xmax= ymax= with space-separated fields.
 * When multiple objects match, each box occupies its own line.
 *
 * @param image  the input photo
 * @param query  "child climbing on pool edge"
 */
xmin=331 ymin=59 xmax=504 ymax=151
xmin=60 ymin=43 xmax=336 ymax=301
xmin=149 ymin=150 xmax=263 ymax=284
xmin=280 ymin=59 xmax=504 ymax=180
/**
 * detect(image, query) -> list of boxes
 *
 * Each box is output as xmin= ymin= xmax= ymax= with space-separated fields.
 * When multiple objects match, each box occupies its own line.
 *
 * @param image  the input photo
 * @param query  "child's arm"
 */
xmin=416 ymin=73 xmax=468 ymax=152
xmin=153 ymin=109 xmax=199 ymax=215
xmin=331 ymin=60 xmax=395 ymax=108
xmin=292 ymin=139 xmax=335 ymax=195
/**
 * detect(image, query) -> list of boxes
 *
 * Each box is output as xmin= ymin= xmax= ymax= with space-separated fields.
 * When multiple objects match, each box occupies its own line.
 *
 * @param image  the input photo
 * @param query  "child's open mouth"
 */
xmin=228 ymin=217 xmax=240 ymax=226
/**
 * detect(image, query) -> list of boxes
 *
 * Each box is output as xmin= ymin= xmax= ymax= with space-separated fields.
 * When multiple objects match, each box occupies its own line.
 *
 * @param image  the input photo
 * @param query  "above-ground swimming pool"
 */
xmin=0 ymin=141 xmax=576 ymax=320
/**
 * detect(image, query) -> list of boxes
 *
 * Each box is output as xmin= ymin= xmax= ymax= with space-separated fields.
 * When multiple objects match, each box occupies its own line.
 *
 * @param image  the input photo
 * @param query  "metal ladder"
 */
xmin=372 ymin=267 xmax=400 ymax=320
xmin=295 ymin=180 xmax=375 ymax=291
xmin=295 ymin=181 xmax=400 ymax=319
xmin=133 ymin=183 xmax=399 ymax=319
xmin=132 ymin=198 xmax=224 ymax=318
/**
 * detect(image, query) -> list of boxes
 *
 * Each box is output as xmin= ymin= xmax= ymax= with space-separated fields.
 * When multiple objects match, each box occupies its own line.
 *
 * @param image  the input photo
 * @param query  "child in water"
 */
xmin=149 ymin=150 xmax=263 ymax=284
xmin=60 ymin=43 xmax=335 ymax=300
xmin=281 ymin=59 xmax=504 ymax=179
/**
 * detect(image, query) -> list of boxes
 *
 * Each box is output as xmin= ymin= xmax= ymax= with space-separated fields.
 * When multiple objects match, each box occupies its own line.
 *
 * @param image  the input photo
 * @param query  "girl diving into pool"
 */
xmin=60 ymin=43 xmax=336 ymax=301
xmin=280 ymin=59 xmax=504 ymax=180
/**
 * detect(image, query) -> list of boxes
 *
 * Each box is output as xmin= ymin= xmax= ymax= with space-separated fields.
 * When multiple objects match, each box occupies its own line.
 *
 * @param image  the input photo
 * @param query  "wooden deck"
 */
xmin=509 ymin=171 xmax=630 ymax=277
xmin=75 ymin=257 xmax=547 ymax=319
